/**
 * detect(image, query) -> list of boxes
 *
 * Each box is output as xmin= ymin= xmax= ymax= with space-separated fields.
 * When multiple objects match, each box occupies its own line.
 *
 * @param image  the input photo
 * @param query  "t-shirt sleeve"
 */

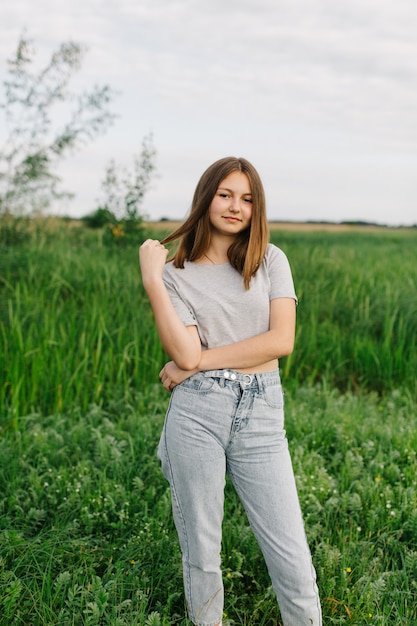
xmin=267 ymin=244 xmax=298 ymax=304
xmin=163 ymin=265 xmax=198 ymax=327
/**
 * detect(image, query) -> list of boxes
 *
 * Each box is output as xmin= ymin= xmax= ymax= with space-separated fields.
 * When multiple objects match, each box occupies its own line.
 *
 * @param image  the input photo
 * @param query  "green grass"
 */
xmin=1 ymin=230 xmax=161 ymax=420
xmin=1 ymin=385 xmax=416 ymax=624
xmin=1 ymin=220 xmax=417 ymax=624
xmin=273 ymin=229 xmax=417 ymax=393
xmin=2 ymin=226 xmax=416 ymax=420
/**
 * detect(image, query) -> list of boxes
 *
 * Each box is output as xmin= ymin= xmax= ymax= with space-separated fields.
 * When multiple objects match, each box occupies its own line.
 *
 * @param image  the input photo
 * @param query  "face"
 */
xmin=208 ymin=171 xmax=253 ymax=238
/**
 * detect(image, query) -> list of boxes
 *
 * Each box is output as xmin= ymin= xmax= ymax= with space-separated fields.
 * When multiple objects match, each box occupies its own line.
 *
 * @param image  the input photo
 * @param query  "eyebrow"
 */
xmin=218 ymin=186 xmax=252 ymax=195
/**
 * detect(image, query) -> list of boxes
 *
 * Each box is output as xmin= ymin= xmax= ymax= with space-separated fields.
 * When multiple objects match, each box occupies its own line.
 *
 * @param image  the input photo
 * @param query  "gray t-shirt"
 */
xmin=163 ymin=243 xmax=297 ymax=349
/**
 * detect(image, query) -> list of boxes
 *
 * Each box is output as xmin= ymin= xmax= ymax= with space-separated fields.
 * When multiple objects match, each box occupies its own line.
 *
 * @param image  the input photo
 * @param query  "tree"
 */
xmin=0 ymin=34 xmax=115 ymax=215
xmin=94 ymin=133 xmax=157 ymax=246
xmin=99 ymin=132 xmax=157 ymax=221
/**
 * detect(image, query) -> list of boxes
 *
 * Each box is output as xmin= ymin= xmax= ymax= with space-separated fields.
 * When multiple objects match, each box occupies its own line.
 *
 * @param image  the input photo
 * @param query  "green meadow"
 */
xmin=1 ymin=221 xmax=417 ymax=625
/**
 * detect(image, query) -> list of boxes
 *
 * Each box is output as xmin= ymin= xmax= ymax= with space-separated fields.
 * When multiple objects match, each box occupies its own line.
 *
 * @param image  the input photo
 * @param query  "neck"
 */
xmin=203 ymin=252 xmax=215 ymax=265
xmin=204 ymin=235 xmax=232 ymax=264
xmin=203 ymin=251 xmax=227 ymax=265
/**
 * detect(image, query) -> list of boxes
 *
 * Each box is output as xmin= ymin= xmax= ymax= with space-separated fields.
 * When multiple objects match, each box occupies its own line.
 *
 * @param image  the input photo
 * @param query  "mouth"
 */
xmin=223 ymin=216 xmax=241 ymax=223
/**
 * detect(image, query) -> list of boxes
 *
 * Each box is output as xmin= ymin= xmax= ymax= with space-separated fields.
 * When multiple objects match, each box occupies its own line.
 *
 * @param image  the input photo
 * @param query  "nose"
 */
xmin=229 ymin=196 xmax=240 ymax=213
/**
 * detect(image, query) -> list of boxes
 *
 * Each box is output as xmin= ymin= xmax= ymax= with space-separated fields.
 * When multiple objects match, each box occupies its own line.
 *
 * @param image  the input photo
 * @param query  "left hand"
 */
xmin=159 ymin=361 xmax=197 ymax=392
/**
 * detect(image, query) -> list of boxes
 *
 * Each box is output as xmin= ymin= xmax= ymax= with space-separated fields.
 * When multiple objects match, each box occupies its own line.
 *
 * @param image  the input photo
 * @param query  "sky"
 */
xmin=1 ymin=0 xmax=417 ymax=226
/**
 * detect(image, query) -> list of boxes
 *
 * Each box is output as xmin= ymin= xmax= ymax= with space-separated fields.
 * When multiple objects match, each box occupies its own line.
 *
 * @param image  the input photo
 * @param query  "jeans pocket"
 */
xmin=262 ymin=383 xmax=284 ymax=409
xmin=177 ymin=373 xmax=217 ymax=394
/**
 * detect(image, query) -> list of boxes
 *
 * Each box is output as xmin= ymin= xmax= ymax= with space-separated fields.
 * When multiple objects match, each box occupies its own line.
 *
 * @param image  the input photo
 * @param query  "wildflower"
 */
xmin=112 ymin=224 xmax=125 ymax=238
xmin=130 ymin=560 xmax=135 ymax=565
xmin=345 ymin=567 xmax=352 ymax=573
xmin=375 ymin=476 xmax=382 ymax=482
xmin=226 ymin=572 xmax=232 ymax=578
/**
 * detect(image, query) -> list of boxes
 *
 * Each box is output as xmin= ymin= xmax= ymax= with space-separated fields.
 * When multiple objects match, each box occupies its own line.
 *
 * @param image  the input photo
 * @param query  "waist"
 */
xmin=202 ymin=368 xmax=281 ymax=390
xmin=204 ymin=358 xmax=279 ymax=376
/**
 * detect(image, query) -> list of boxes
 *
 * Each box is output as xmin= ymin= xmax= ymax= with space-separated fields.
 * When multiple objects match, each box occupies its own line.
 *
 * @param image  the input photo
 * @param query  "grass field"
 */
xmin=1 ymin=220 xmax=417 ymax=625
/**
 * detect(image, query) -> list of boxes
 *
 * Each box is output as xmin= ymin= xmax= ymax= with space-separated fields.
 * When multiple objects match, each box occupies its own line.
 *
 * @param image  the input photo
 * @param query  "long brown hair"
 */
xmin=162 ymin=157 xmax=269 ymax=289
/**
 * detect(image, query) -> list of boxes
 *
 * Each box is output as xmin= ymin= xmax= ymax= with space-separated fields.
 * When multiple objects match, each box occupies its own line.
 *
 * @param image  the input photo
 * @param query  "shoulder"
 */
xmin=163 ymin=260 xmax=174 ymax=277
xmin=163 ymin=260 xmax=182 ymax=287
xmin=163 ymin=260 xmax=176 ymax=275
xmin=163 ymin=259 xmax=204 ymax=286
xmin=262 ymin=243 xmax=297 ymax=301
xmin=263 ymin=243 xmax=294 ymax=282
xmin=264 ymin=243 xmax=290 ymax=265
xmin=163 ymin=259 xmax=189 ymax=276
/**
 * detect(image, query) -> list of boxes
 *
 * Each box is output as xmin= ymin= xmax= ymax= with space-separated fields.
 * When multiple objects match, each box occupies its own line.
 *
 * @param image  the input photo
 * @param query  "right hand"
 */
xmin=139 ymin=239 xmax=169 ymax=285
xmin=159 ymin=360 xmax=197 ymax=392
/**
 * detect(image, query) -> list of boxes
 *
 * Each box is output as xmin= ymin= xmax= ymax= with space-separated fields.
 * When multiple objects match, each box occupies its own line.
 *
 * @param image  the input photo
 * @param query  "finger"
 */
xmin=141 ymin=239 xmax=164 ymax=248
xmin=160 ymin=373 xmax=169 ymax=387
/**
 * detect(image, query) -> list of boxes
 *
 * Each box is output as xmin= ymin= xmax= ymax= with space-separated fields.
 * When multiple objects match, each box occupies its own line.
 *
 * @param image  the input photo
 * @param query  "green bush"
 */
xmin=82 ymin=207 xmax=117 ymax=229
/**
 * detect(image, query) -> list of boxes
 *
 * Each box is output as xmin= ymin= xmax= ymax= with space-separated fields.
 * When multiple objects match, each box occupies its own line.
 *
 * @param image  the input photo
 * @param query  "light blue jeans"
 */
xmin=158 ymin=369 xmax=322 ymax=626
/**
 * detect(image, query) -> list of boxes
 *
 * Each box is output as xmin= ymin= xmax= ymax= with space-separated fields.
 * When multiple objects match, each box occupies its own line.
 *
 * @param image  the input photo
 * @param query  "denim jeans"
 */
xmin=158 ymin=369 xmax=322 ymax=626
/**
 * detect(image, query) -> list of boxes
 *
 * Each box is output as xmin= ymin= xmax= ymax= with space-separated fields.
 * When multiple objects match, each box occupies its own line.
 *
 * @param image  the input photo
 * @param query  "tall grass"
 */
xmin=1 ymin=220 xmax=417 ymax=624
xmin=1 ymin=228 xmax=162 ymax=421
xmin=271 ymin=229 xmax=417 ymax=393
xmin=1 ymin=225 xmax=416 ymax=420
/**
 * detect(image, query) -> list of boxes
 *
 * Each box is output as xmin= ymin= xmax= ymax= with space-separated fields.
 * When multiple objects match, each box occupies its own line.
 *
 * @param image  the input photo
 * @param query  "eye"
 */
xmin=243 ymin=197 xmax=253 ymax=203
xmin=218 ymin=192 xmax=229 ymax=198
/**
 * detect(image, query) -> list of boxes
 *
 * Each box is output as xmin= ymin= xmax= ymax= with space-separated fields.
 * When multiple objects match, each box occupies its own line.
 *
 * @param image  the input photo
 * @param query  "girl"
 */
xmin=139 ymin=157 xmax=322 ymax=626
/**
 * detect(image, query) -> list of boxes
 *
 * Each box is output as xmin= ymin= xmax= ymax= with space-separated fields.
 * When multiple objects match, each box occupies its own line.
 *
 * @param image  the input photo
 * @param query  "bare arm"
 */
xmin=139 ymin=240 xmax=201 ymax=370
xmin=198 ymin=297 xmax=296 ymax=370
xmin=159 ymin=298 xmax=296 ymax=390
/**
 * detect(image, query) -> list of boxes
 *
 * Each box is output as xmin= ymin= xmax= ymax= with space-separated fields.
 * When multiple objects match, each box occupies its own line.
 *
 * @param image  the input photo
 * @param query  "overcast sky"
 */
xmin=1 ymin=0 xmax=417 ymax=225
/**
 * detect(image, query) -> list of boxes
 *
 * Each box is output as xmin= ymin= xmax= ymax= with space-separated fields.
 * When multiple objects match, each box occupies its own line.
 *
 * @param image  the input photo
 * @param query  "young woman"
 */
xmin=139 ymin=157 xmax=322 ymax=626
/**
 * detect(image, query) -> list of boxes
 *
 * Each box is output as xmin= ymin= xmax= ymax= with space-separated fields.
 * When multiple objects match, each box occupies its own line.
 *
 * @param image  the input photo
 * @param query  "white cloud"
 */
xmin=1 ymin=0 xmax=416 ymax=224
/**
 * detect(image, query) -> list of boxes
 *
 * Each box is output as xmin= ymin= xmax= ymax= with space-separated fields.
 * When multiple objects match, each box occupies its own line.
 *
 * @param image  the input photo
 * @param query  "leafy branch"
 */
xmin=0 ymin=34 xmax=116 ymax=214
